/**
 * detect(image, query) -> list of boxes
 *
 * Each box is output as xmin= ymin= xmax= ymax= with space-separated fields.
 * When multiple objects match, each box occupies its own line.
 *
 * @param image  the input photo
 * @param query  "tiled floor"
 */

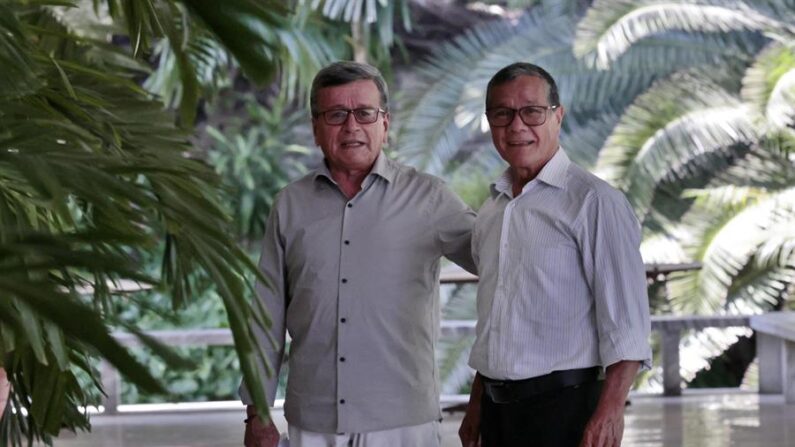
xmin=43 ymin=392 xmax=795 ymax=446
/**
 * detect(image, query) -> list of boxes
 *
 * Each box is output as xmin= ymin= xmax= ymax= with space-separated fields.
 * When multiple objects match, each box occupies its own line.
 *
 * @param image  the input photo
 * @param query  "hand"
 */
xmin=578 ymin=361 xmax=639 ymax=447
xmin=458 ymin=402 xmax=481 ymax=447
xmin=578 ymin=404 xmax=624 ymax=447
xmin=243 ymin=406 xmax=280 ymax=447
xmin=0 ymin=368 xmax=9 ymax=420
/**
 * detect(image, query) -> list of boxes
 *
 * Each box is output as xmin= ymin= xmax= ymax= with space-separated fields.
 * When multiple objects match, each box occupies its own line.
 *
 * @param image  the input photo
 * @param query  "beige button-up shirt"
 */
xmin=242 ymin=154 xmax=476 ymax=433
xmin=468 ymin=148 xmax=651 ymax=380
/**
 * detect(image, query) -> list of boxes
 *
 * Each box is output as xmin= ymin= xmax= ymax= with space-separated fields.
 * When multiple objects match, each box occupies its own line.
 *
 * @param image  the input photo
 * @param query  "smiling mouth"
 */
xmin=341 ymin=141 xmax=366 ymax=148
xmin=507 ymin=140 xmax=535 ymax=147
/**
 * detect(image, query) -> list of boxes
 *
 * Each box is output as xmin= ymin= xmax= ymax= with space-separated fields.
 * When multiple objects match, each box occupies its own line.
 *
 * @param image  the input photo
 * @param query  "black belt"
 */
xmin=482 ymin=367 xmax=601 ymax=404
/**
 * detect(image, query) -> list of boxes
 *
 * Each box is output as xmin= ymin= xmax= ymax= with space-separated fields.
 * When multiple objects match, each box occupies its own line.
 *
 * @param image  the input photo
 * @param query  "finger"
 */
xmin=597 ymin=426 xmax=610 ymax=447
xmin=580 ymin=426 xmax=595 ymax=447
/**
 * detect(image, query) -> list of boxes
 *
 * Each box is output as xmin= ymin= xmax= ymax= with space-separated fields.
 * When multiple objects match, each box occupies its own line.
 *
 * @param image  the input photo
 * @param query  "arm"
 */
xmin=458 ymin=372 xmax=484 ymax=447
xmin=579 ymin=189 xmax=652 ymax=371
xmin=434 ymin=182 xmax=478 ymax=274
xmin=577 ymin=190 xmax=651 ymax=446
xmin=240 ymin=200 xmax=289 ymax=447
xmin=579 ymin=360 xmax=640 ymax=447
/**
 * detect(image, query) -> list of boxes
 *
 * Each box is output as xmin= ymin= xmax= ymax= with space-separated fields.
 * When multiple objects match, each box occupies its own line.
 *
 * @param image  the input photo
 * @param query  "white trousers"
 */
xmin=287 ymin=419 xmax=441 ymax=447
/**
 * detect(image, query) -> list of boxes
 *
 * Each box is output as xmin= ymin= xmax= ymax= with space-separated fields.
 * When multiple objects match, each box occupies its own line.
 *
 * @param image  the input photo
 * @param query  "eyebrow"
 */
xmin=322 ymin=103 xmax=380 ymax=110
xmin=488 ymin=103 xmax=547 ymax=108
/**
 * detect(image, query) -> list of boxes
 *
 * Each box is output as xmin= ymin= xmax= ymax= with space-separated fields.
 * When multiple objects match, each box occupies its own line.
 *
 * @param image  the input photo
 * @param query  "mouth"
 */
xmin=340 ymin=141 xmax=366 ymax=149
xmin=507 ymin=140 xmax=535 ymax=147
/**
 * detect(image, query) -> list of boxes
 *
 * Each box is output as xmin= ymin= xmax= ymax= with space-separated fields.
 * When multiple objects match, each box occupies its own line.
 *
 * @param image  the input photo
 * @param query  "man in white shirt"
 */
xmin=459 ymin=62 xmax=652 ymax=447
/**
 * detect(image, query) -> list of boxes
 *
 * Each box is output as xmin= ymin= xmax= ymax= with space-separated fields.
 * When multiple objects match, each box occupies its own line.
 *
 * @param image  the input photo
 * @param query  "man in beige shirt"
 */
xmin=242 ymin=61 xmax=476 ymax=447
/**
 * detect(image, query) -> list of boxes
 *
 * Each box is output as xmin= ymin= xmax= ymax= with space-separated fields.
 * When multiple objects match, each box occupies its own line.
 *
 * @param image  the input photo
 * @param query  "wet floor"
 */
xmin=41 ymin=392 xmax=795 ymax=446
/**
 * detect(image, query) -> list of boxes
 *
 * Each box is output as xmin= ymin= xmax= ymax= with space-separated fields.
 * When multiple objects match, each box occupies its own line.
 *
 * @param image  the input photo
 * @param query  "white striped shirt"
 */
xmin=468 ymin=148 xmax=652 ymax=380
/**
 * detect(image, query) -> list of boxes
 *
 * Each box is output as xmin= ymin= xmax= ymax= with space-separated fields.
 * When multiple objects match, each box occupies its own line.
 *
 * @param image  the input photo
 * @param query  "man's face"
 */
xmin=487 ymin=75 xmax=564 ymax=174
xmin=312 ymin=79 xmax=389 ymax=172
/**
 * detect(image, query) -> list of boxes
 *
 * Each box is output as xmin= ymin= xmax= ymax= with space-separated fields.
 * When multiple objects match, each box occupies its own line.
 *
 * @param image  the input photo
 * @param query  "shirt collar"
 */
xmin=491 ymin=147 xmax=570 ymax=197
xmin=313 ymin=152 xmax=396 ymax=184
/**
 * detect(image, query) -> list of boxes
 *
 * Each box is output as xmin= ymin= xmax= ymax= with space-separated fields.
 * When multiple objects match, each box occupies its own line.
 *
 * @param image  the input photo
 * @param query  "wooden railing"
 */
xmin=101 ymin=314 xmax=752 ymax=413
xmin=101 ymin=263 xmax=757 ymax=413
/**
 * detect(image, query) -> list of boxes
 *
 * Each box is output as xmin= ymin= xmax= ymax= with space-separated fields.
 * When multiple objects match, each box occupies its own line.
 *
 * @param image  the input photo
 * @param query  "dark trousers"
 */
xmin=480 ymin=379 xmax=603 ymax=447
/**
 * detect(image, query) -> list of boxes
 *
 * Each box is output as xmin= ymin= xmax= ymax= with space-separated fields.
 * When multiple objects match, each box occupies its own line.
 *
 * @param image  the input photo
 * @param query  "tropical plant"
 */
xmin=400 ymin=0 xmax=795 ymax=390
xmin=204 ymin=93 xmax=313 ymax=241
xmin=0 ymin=0 xmax=348 ymax=443
xmin=297 ymin=0 xmax=413 ymax=69
xmin=575 ymin=0 xmax=795 ymax=386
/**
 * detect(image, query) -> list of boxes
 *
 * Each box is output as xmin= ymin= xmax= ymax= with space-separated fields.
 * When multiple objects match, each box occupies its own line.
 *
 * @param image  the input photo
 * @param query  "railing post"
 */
xmin=757 ymin=332 xmax=784 ymax=394
xmin=785 ymin=340 xmax=795 ymax=403
xmin=661 ymin=328 xmax=682 ymax=396
xmin=100 ymin=360 xmax=120 ymax=414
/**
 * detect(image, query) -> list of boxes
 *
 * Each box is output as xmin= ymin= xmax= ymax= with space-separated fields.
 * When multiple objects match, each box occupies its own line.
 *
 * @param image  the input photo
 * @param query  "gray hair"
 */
xmin=310 ymin=61 xmax=389 ymax=115
xmin=486 ymin=62 xmax=560 ymax=107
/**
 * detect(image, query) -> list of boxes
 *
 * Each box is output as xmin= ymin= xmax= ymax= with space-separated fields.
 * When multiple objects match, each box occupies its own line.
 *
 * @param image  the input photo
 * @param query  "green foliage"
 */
xmin=576 ymin=0 xmax=795 ymax=385
xmin=205 ymin=94 xmax=312 ymax=240
xmin=0 ymin=0 xmax=327 ymax=443
xmin=404 ymin=0 xmax=795 ymax=391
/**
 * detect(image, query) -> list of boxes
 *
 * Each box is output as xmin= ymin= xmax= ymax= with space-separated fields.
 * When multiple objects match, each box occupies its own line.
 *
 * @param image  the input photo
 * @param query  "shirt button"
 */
xmin=340 ymin=318 xmax=347 ymax=323
xmin=341 ymin=278 xmax=348 ymax=284
xmin=339 ymin=357 xmax=346 ymax=362
xmin=340 ymin=399 xmax=346 ymax=404
xmin=346 ymin=203 xmax=353 ymax=208
xmin=344 ymin=240 xmax=350 ymax=245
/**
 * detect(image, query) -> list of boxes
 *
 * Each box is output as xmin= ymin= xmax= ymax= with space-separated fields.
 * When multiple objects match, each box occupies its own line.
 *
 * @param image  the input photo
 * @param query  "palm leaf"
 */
xmin=667 ymin=186 xmax=795 ymax=313
xmin=398 ymin=6 xmax=762 ymax=175
xmin=1 ymin=3 xmax=278 ymax=441
xmin=573 ymin=0 xmax=787 ymax=69
xmin=742 ymin=42 xmax=795 ymax=129
xmin=595 ymin=71 xmax=758 ymax=218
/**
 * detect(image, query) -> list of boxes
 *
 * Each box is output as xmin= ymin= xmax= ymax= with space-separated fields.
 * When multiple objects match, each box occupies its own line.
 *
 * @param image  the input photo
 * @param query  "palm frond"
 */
xmin=574 ymin=0 xmax=785 ymax=69
xmin=0 ymin=3 xmax=278 ymax=441
xmin=184 ymin=0 xmax=312 ymax=87
xmin=595 ymin=71 xmax=758 ymax=217
xmin=304 ymin=0 xmax=412 ymax=29
xmin=398 ymin=5 xmax=761 ymax=175
xmin=639 ymin=232 xmax=689 ymax=264
xmin=0 ymin=2 xmax=42 ymax=97
xmin=667 ymin=186 xmax=795 ymax=314
xmin=742 ymin=42 xmax=795 ymax=128
xmin=397 ymin=9 xmax=575 ymax=174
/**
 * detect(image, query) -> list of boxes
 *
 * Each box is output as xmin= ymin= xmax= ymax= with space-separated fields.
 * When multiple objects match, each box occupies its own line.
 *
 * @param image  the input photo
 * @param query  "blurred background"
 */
xmin=1 ymin=0 xmax=794 ymax=445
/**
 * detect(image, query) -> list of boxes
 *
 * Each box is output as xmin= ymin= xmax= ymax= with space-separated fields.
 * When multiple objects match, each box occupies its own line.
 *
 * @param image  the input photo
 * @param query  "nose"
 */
xmin=341 ymin=111 xmax=360 ymax=131
xmin=507 ymin=112 xmax=527 ymax=131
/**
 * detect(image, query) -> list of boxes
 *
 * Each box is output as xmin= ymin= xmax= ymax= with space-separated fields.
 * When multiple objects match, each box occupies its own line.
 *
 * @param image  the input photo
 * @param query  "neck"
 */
xmin=510 ymin=166 xmax=539 ymax=197
xmin=328 ymin=164 xmax=373 ymax=199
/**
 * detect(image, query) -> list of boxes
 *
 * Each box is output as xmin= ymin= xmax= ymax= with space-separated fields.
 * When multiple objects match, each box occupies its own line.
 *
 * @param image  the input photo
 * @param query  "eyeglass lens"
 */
xmin=324 ymin=108 xmax=381 ymax=125
xmin=487 ymin=106 xmax=551 ymax=127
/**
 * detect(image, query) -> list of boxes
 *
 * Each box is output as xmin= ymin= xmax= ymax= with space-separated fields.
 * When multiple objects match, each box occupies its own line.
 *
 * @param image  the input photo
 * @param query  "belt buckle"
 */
xmin=487 ymin=381 xmax=515 ymax=404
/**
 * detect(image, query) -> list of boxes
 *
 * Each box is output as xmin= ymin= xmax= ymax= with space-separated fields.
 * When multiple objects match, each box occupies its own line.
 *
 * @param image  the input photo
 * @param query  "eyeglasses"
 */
xmin=315 ymin=107 xmax=386 ymax=125
xmin=485 ymin=105 xmax=558 ymax=127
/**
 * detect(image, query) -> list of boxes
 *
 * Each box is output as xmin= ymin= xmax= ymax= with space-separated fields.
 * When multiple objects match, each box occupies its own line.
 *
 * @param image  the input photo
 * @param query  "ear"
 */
xmin=311 ymin=116 xmax=321 ymax=146
xmin=554 ymin=105 xmax=565 ymax=125
xmin=381 ymin=111 xmax=390 ymax=144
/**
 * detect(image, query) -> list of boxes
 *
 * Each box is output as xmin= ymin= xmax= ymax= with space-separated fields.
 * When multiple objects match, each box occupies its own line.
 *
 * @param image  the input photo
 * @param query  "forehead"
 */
xmin=315 ymin=79 xmax=381 ymax=108
xmin=488 ymin=75 xmax=550 ymax=107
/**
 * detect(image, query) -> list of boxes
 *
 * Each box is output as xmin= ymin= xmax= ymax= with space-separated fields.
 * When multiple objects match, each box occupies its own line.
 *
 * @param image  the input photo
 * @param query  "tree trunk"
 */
xmin=351 ymin=20 xmax=367 ymax=63
xmin=0 ymin=367 xmax=8 ymax=420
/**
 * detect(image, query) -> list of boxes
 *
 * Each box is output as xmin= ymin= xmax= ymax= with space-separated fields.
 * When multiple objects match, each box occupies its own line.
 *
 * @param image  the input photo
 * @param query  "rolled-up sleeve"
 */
xmin=579 ymin=189 xmax=652 ymax=371
xmin=239 ymin=195 xmax=288 ymax=406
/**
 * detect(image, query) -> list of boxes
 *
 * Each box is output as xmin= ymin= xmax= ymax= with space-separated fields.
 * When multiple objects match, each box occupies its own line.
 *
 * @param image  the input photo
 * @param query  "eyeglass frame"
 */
xmin=314 ymin=107 xmax=388 ymax=126
xmin=485 ymin=105 xmax=559 ymax=127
